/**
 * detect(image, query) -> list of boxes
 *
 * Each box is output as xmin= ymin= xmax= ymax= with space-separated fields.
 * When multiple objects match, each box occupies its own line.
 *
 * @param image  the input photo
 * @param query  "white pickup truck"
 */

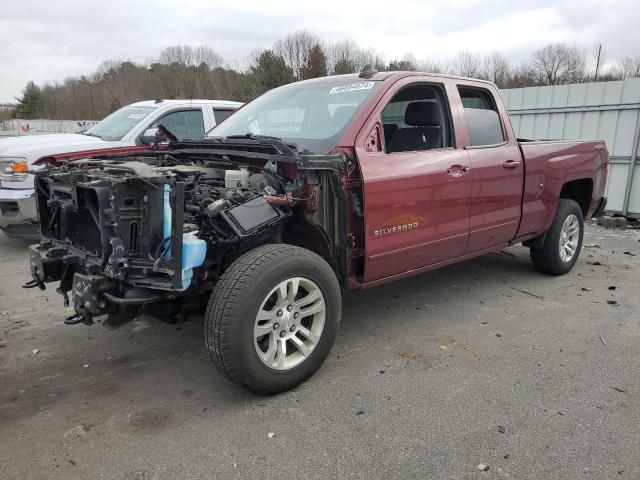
xmin=0 ymin=99 xmax=241 ymax=239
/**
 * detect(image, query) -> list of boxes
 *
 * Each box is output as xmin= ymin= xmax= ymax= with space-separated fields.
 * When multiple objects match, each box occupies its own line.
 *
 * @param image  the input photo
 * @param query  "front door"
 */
xmin=357 ymin=81 xmax=472 ymax=282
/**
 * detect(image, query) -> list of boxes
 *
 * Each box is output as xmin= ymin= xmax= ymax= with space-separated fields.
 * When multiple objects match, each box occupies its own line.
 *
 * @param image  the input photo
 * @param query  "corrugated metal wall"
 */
xmin=501 ymin=78 xmax=640 ymax=216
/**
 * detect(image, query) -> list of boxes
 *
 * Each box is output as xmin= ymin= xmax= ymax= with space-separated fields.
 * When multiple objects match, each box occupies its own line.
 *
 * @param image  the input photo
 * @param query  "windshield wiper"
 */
xmin=226 ymin=133 xmax=283 ymax=141
xmin=81 ymin=131 xmax=103 ymax=139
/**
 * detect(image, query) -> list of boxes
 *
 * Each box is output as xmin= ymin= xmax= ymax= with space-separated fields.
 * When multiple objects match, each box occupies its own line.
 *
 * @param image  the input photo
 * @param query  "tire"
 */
xmin=530 ymin=199 xmax=584 ymax=275
xmin=204 ymin=244 xmax=342 ymax=395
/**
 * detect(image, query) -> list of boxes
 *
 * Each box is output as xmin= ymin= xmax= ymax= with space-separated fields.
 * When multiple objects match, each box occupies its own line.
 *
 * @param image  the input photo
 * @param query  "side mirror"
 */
xmin=141 ymin=128 xmax=158 ymax=144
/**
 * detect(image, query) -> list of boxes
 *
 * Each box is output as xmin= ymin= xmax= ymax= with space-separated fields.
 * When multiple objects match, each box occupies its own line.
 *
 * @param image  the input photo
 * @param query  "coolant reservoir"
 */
xmin=225 ymin=167 xmax=250 ymax=188
xmin=181 ymin=232 xmax=206 ymax=291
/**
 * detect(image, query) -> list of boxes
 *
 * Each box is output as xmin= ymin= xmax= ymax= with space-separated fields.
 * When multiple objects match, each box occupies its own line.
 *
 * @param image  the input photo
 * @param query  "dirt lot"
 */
xmin=1 ymin=224 xmax=639 ymax=480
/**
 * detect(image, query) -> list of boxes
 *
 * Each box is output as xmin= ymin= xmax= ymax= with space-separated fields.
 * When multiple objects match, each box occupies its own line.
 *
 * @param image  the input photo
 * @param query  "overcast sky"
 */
xmin=1 ymin=0 xmax=638 ymax=103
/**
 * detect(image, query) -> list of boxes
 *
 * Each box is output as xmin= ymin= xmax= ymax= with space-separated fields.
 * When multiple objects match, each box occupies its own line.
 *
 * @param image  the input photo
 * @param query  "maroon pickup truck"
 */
xmin=27 ymin=68 xmax=608 ymax=394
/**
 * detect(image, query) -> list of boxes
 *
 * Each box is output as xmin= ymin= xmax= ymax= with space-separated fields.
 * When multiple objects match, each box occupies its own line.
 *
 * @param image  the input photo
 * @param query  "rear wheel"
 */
xmin=530 ymin=199 xmax=584 ymax=275
xmin=204 ymin=244 xmax=341 ymax=394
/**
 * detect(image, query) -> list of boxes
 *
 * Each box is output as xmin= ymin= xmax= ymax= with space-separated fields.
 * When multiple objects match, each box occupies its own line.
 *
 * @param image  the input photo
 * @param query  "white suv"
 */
xmin=0 ymin=99 xmax=241 ymax=239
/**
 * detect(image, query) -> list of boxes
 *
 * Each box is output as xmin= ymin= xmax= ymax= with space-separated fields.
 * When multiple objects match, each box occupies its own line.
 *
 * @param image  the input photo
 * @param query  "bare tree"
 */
xmin=415 ymin=59 xmax=443 ymax=73
xmin=613 ymin=55 xmax=640 ymax=79
xmin=274 ymin=31 xmax=323 ymax=80
xmin=531 ymin=43 xmax=586 ymax=85
xmin=483 ymin=52 xmax=511 ymax=87
xmin=387 ymin=53 xmax=418 ymax=71
xmin=359 ymin=48 xmax=386 ymax=71
xmin=326 ymin=40 xmax=385 ymax=75
xmin=326 ymin=40 xmax=361 ymax=74
xmin=158 ymin=45 xmax=223 ymax=68
xmin=453 ymin=50 xmax=482 ymax=78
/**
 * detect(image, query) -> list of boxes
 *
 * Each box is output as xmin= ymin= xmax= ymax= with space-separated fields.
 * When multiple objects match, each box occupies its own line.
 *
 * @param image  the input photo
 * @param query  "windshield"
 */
xmin=208 ymin=81 xmax=380 ymax=153
xmin=85 ymin=106 xmax=156 ymax=141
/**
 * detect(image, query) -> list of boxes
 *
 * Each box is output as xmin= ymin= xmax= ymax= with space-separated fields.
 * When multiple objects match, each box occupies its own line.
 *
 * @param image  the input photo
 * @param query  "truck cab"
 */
xmin=25 ymin=71 xmax=608 ymax=394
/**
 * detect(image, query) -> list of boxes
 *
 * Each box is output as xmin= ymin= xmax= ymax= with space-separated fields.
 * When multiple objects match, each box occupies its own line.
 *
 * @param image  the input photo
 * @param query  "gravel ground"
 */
xmin=1 ymin=223 xmax=639 ymax=480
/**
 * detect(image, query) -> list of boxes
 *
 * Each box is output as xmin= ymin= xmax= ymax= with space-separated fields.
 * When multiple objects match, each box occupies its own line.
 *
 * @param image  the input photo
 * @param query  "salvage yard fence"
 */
xmin=501 ymin=78 xmax=640 ymax=217
xmin=0 ymin=119 xmax=98 ymax=137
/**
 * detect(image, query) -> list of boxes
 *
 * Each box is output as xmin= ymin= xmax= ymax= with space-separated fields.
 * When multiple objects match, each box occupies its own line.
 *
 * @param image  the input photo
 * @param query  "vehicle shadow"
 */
xmin=1 ymin=246 xmax=538 ymax=423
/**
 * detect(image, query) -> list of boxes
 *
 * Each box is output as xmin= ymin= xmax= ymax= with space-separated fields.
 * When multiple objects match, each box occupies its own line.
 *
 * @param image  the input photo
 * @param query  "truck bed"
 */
xmin=515 ymin=138 xmax=608 ymax=239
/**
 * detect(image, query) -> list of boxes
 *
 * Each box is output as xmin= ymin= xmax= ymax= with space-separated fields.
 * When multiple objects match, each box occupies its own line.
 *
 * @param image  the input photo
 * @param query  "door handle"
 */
xmin=447 ymin=165 xmax=470 ymax=177
xmin=503 ymin=160 xmax=521 ymax=169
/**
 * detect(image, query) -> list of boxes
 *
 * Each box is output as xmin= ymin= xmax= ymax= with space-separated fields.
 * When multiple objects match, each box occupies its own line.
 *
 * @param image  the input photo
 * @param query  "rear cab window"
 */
xmin=458 ymin=87 xmax=505 ymax=147
xmin=213 ymin=109 xmax=234 ymax=124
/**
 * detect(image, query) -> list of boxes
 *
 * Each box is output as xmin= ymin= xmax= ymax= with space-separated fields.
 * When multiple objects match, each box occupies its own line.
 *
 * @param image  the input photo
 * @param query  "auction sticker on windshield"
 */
xmin=329 ymin=82 xmax=375 ymax=95
xmin=127 ymin=113 xmax=147 ymax=119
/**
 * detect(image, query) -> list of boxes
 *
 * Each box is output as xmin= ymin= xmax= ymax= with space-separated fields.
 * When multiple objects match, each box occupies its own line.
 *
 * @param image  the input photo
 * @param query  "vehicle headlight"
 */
xmin=0 ymin=158 xmax=29 ymax=183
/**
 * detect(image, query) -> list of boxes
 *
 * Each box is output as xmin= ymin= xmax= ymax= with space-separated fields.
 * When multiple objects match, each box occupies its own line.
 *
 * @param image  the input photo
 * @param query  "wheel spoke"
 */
xmin=300 ymin=301 xmax=324 ymax=317
xmin=297 ymin=325 xmax=319 ymax=346
xmin=261 ymin=334 xmax=277 ymax=365
xmin=288 ymin=278 xmax=300 ymax=301
xmin=275 ymin=338 xmax=287 ymax=369
xmin=296 ymin=289 xmax=321 ymax=308
xmin=254 ymin=323 xmax=273 ymax=339
xmin=256 ymin=309 xmax=273 ymax=322
xmin=290 ymin=335 xmax=311 ymax=357
xmin=276 ymin=282 xmax=288 ymax=302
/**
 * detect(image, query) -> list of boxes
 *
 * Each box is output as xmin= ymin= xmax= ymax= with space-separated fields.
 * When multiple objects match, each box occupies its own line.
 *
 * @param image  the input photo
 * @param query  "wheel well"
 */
xmin=560 ymin=179 xmax=592 ymax=216
xmin=282 ymin=221 xmax=333 ymax=265
xmin=281 ymin=220 xmax=349 ymax=289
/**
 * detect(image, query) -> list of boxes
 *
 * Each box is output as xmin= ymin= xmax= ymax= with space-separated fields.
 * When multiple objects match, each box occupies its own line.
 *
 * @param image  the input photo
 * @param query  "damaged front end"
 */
xmin=26 ymin=152 xmax=294 ymax=326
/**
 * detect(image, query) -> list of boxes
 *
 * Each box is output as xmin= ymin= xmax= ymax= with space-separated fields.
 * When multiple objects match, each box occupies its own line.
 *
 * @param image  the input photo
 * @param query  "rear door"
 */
xmin=357 ymin=78 xmax=472 ymax=282
xmin=456 ymin=85 xmax=523 ymax=253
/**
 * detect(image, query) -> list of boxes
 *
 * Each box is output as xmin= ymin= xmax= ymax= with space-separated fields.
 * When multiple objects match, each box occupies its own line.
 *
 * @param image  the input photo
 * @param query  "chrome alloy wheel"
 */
xmin=254 ymin=277 xmax=326 ymax=371
xmin=559 ymin=214 xmax=580 ymax=262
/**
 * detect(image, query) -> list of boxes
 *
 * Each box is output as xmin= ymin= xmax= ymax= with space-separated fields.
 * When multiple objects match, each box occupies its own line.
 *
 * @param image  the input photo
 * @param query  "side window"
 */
xmin=153 ymin=110 xmax=204 ymax=140
xmin=458 ymin=87 xmax=505 ymax=147
xmin=213 ymin=109 xmax=234 ymax=124
xmin=381 ymin=85 xmax=451 ymax=154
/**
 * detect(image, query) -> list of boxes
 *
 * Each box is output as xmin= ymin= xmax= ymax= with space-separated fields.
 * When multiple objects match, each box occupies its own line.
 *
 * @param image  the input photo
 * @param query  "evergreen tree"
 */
xmin=14 ymin=81 xmax=42 ymax=119
xmin=251 ymin=50 xmax=294 ymax=91
xmin=301 ymin=44 xmax=328 ymax=79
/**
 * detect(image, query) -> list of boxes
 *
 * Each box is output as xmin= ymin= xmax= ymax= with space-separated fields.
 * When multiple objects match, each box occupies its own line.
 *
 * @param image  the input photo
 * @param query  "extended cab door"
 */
xmin=356 ymin=78 xmax=472 ymax=282
xmin=454 ymin=84 xmax=524 ymax=253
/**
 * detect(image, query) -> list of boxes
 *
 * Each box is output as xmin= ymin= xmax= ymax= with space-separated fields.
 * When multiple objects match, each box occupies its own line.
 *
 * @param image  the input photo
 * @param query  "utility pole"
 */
xmin=594 ymin=44 xmax=602 ymax=82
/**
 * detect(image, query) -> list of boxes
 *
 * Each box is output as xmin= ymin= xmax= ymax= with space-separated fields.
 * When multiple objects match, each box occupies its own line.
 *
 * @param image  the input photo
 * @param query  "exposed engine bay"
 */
xmin=25 ymin=141 xmax=352 ymax=327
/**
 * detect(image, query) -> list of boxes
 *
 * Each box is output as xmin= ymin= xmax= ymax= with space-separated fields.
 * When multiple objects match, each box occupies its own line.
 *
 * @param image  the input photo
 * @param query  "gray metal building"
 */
xmin=501 ymin=78 xmax=640 ymax=216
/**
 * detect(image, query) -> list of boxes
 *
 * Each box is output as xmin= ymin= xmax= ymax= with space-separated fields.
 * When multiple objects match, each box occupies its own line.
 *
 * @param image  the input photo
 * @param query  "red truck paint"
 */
xmin=318 ymin=72 xmax=608 ymax=289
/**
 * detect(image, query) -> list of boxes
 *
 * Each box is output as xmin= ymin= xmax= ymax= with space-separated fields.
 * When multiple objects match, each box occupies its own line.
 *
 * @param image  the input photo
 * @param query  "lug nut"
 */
xmin=273 ymin=323 xmax=280 ymax=330
xmin=286 ymin=305 xmax=293 ymax=312
xmin=279 ymin=331 xmax=286 ymax=338
xmin=290 ymin=325 xmax=296 ymax=332
xmin=276 ymin=310 xmax=283 ymax=317
xmin=293 ymin=312 xmax=299 ymax=319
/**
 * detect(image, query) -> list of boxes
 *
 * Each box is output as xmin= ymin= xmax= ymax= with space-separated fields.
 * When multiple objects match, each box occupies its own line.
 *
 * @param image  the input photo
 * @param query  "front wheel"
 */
xmin=204 ymin=244 xmax=341 ymax=394
xmin=530 ymin=199 xmax=584 ymax=275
